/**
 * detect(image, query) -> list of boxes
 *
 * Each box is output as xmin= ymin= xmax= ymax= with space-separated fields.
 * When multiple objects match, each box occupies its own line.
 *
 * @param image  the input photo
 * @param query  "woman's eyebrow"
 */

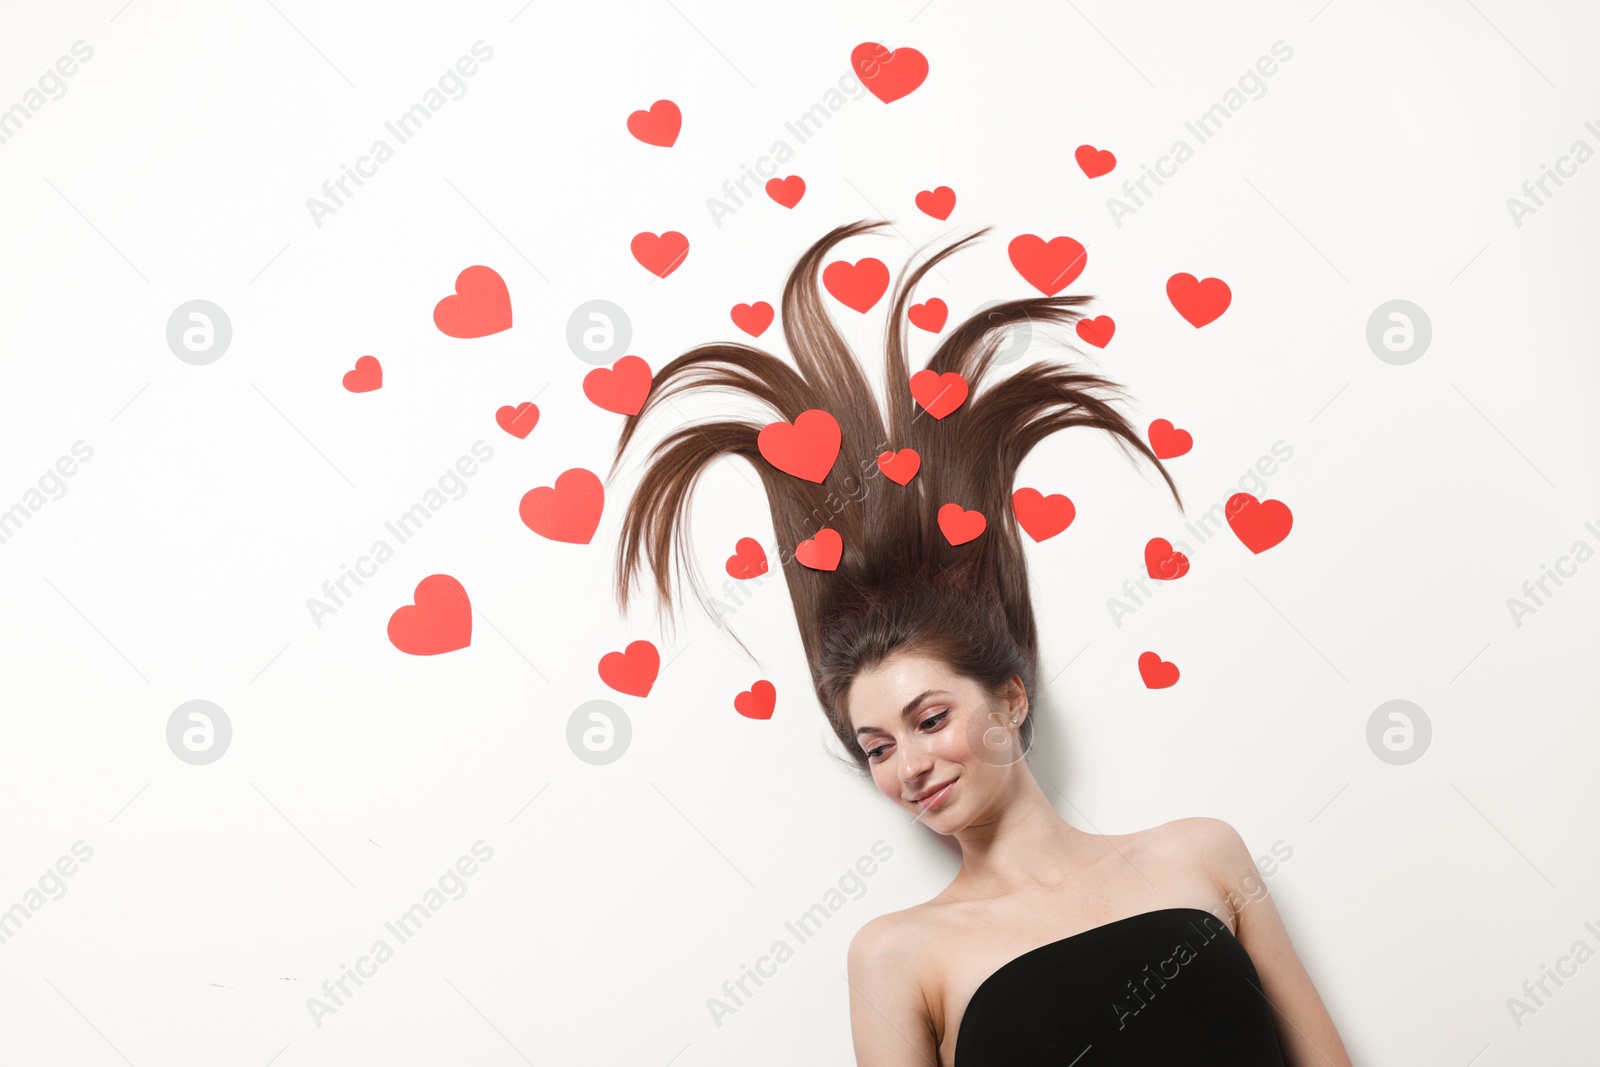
xmin=853 ymin=689 xmax=952 ymax=737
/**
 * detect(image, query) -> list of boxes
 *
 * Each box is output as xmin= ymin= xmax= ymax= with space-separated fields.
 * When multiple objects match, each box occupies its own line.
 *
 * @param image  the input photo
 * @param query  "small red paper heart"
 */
xmin=1225 ymin=493 xmax=1292 ymax=553
xmin=519 ymin=468 xmax=604 ymax=544
xmin=876 ymin=448 xmax=921 ymax=485
xmin=1167 ymin=273 xmax=1231 ymax=328
xmin=495 ymin=402 xmax=540 ymax=439
xmin=734 ymin=680 xmax=776 ymax=720
xmin=1145 ymin=537 xmax=1190 ymax=580
xmin=1147 ymin=419 xmax=1192 ymax=459
xmin=631 ymin=231 xmax=690 ymax=278
xmin=765 ymin=176 xmax=806 ymax=208
xmin=1012 ymin=488 xmax=1076 ymax=542
xmin=757 ymin=409 xmax=841 ymax=483
xmin=1008 ymin=235 xmax=1087 ymax=296
xmin=583 ymin=355 xmax=652 ymax=416
xmin=795 ymin=528 xmax=843 ymax=570
xmin=850 ymin=42 xmax=928 ymax=103
xmin=909 ymin=369 xmax=969 ymax=419
xmin=938 ymin=503 xmax=986 ymax=546
xmin=909 ymin=298 xmax=948 ymax=332
xmin=726 ymin=537 xmax=769 ymax=580
xmin=730 ymin=301 xmax=774 ymax=337
xmin=626 ymin=99 xmax=681 ymax=147
xmin=915 ymin=186 xmax=956 ymax=220
xmin=822 ymin=257 xmax=890 ymax=313
xmin=1074 ymin=144 xmax=1117 ymax=178
xmin=342 ymin=355 xmax=382 ymax=393
xmin=1076 ymin=315 xmax=1115 ymax=349
xmin=387 ymin=574 xmax=471 ymax=656
xmin=599 ymin=639 xmax=660 ymax=697
xmin=433 ymin=265 xmax=512 ymax=338
xmin=1138 ymin=651 xmax=1179 ymax=689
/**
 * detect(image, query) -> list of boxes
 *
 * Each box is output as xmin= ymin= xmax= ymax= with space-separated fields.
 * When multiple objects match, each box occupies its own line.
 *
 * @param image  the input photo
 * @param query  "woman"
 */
xmin=608 ymin=220 xmax=1352 ymax=1065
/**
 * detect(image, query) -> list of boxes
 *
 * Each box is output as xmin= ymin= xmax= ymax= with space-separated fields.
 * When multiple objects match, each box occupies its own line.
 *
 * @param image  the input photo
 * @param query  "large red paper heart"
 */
xmin=583 ymin=355 xmax=652 ymax=415
xmin=1145 ymin=538 xmax=1190 ymax=580
xmin=734 ymin=680 xmax=776 ymax=720
xmin=909 ymin=298 xmax=948 ymax=333
xmin=1008 ymin=235 xmax=1087 ymax=296
xmin=730 ymin=301 xmax=774 ymax=337
xmin=434 ymin=265 xmax=511 ymax=338
xmin=495 ymin=402 xmax=540 ymax=439
xmin=915 ymin=186 xmax=955 ymax=220
xmin=1147 ymin=419 xmax=1192 ymax=459
xmin=519 ymin=468 xmax=604 ymax=544
xmin=765 ymin=176 xmax=806 ymax=208
xmin=1012 ymin=488 xmax=1076 ymax=542
xmin=909 ymin=369 xmax=969 ymax=419
xmin=726 ymin=537 xmax=769 ymax=580
xmin=599 ymin=639 xmax=659 ymax=697
xmin=757 ymin=409 xmax=841 ymax=482
xmin=876 ymin=448 xmax=921 ymax=485
xmin=631 ymin=231 xmax=690 ymax=278
xmin=822 ymin=257 xmax=889 ymax=313
xmin=795 ymin=528 xmax=843 ymax=570
xmin=388 ymin=574 xmax=471 ymax=655
xmin=1225 ymin=493 xmax=1292 ymax=553
xmin=626 ymin=99 xmax=680 ymax=147
xmin=938 ymin=503 xmax=986 ymax=546
xmin=342 ymin=355 xmax=382 ymax=393
xmin=1075 ymin=315 xmax=1115 ymax=349
xmin=850 ymin=42 xmax=928 ymax=103
xmin=1167 ymin=273 xmax=1231 ymax=328
xmin=1075 ymin=144 xmax=1117 ymax=178
xmin=1138 ymin=651 xmax=1179 ymax=689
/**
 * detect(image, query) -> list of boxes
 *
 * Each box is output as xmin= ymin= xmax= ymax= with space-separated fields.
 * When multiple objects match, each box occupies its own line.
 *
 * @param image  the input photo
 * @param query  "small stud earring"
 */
xmin=1011 ymin=717 xmax=1018 ymax=724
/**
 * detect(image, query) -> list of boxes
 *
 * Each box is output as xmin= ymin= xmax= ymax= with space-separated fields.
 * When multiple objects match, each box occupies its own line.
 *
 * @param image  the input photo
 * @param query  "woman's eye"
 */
xmin=921 ymin=710 xmax=949 ymax=730
xmin=865 ymin=744 xmax=888 ymax=762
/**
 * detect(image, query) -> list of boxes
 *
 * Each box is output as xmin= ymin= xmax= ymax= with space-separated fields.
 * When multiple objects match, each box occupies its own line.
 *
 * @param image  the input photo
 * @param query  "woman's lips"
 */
xmin=915 ymin=779 xmax=956 ymax=811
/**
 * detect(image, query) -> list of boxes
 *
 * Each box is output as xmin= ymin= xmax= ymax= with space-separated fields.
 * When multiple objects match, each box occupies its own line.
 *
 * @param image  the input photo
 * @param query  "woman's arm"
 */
xmin=847 ymin=913 xmax=940 ymax=1066
xmin=1191 ymin=817 xmax=1354 ymax=1067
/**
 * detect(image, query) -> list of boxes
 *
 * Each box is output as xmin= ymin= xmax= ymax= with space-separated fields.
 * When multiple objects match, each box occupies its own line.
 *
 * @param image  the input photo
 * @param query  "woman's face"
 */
xmin=845 ymin=651 xmax=1025 ymax=829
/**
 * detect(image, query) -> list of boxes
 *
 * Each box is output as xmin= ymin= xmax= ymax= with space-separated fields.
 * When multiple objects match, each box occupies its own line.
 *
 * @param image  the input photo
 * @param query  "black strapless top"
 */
xmin=954 ymin=907 xmax=1286 ymax=1066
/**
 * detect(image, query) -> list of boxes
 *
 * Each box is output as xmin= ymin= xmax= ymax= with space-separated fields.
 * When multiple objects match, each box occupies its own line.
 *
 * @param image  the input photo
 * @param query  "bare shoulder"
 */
xmin=1129 ymin=817 xmax=1259 ymax=910
xmin=848 ymin=900 xmax=935 ymax=970
xmin=847 ymin=904 xmax=940 ymax=1064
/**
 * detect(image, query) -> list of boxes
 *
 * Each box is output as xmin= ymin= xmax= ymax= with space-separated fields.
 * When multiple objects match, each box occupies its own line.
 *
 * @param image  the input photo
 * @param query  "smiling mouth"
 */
xmin=910 ymin=779 xmax=956 ymax=809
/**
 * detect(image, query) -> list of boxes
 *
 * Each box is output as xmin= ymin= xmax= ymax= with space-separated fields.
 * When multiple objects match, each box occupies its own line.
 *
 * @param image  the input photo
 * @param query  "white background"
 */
xmin=1 ymin=0 xmax=1597 ymax=1063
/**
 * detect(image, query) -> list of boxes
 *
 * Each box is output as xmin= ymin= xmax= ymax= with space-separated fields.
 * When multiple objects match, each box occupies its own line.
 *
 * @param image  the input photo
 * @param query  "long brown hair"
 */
xmin=607 ymin=219 xmax=1184 ymax=775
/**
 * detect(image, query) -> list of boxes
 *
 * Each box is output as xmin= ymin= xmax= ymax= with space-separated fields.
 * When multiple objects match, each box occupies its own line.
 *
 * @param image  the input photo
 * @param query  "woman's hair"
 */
xmin=607 ymin=219 xmax=1184 ymax=775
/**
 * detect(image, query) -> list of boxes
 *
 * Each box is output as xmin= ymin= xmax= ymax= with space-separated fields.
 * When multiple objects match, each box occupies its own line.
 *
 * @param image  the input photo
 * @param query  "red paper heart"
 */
xmin=1144 ymin=537 xmax=1190 ymax=580
xmin=757 ymin=409 xmax=841 ymax=482
xmin=1147 ymin=419 xmax=1192 ymax=459
xmin=1138 ymin=651 xmax=1179 ymax=689
xmin=519 ymin=468 xmax=604 ymax=544
xmin=726 ymin=537 xmax=769 ymax=580
xmin=938 ymin=503 xmax=987 ymax=546
xmin=1011 ymin=488 xmax=1076 ymax=542
xmin=1167 ymin=273 xmax=1231 ymax=328
xmin=850 ymin=42 xmax=928 ymax=103
xmin=876 ymin=448 xmax=921 ymax=485
xmin=495 ymin=402 xmax=540 ymax=439
xmin=822 ymin=257 xmax=890 ymax=313
xmin=387 ymin=574 xmax=471 ymax=655
xmin=909 ymin=369 xmax=969 ymax=419
xmin=342 ymin=355 xmax=382 ymax=393
xmin=765 ymin=176 xmax=805 ymax=208
xmin=599 ymin=639 xmax=659 ymax=697
xmin=795 ymin=528 xmax=843 ymax=570
xmin=730 ymin=301 xmax=774 ymax=337
xmin=734 ymin=680 xmax=776 ymax=720
xmin=1008 ymin=235 xmax=1087 ymax=296
xmin=433 ymin=265 xmax=511 ymax=338
xmin=1225 ymin=493 xmax=1292 ymax=553
xmin=626 ymin=99 xmax=680 ymax=147
xmin=583 ymin=355 xmax=652 ymax=416
xmin=631 ymin=231 xmax=690 ymax=278
xmin=1074 ymin=144 xmax=1117 ymax=178
xmin=914 ymin=185 xmax=956 ymax=220
xmin=908 ymin=298 xmax=948 ymax=332
xmin=1076 ymin=315 xmax=1115 ymax=349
